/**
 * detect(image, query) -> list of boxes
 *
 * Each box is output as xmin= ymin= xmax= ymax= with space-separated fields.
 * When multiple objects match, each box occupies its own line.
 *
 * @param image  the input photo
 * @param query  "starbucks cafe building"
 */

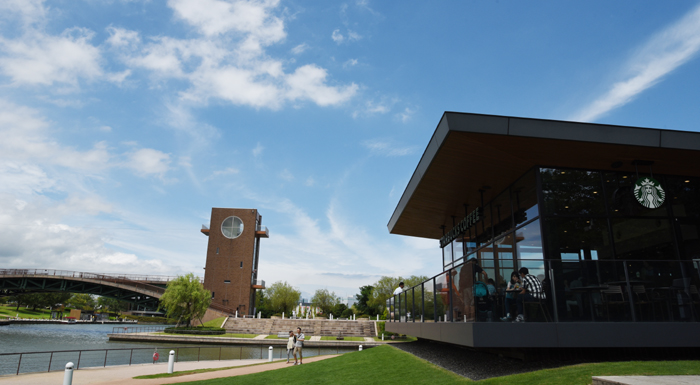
xmin=385 ymin=112 xmax=700 ymax=349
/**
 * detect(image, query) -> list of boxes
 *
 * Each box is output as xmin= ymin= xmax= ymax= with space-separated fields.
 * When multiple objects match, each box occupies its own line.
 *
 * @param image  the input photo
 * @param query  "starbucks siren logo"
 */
xmin=633 ymin=177 xmax=665 ymax=209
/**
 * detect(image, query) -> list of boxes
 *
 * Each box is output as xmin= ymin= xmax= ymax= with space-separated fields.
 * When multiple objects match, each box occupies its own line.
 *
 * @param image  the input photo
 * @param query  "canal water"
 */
xmin=0 ymin=323 xmax=356 ymax=376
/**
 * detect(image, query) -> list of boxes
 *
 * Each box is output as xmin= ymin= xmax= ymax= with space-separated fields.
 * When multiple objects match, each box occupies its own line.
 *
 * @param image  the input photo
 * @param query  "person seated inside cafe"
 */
xmin=486 ymin=278 xmax=497 ymax=296
xmin=501 ymin=271 xmax=521 ymax=322
xmin=514 ymin=267 xmax=546 ymax=323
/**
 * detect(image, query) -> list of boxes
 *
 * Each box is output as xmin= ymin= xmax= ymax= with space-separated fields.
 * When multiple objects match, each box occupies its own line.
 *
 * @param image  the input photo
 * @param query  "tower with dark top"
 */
xmin=201 ymin=208 xmax=268 ymax=315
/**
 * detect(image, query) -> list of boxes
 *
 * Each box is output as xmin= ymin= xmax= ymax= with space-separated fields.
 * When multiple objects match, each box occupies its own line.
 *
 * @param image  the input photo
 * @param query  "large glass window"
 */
xmin=611 ymin=218 xmax=676 ymax=260
xmin=603 ymin=172 xmax=666 ymax=217
xmin=513 ymin=169 xmax=539 ymax=226
xmin=543 ymin=217 xmax=614 ymax=260
xmin=665 ymin=176 xmax=700 ymax=218
xmin=541 ymin=168 xmax=606 ymax=216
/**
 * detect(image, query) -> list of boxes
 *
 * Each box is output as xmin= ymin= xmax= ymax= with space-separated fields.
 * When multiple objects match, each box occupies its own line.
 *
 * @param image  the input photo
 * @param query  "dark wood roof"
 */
xmin=388 ymin=112 xmax=700 ymax=240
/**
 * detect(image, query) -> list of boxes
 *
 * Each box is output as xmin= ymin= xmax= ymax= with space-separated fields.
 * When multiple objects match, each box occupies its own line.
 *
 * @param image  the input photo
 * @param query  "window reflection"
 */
xmin=611 ymin=218 xmax=675 ymax=260
xmin=543 ymin=217 xmax=613 ymax=260
xmin=665 ymin=176 xmax=700 ymax=218
xmin=515 ymin=219 xmax=544 ymax=260
xmin=513 ymin=169 xmax=539 ymax=226
xmin=541 ymin=168 xmax=606 ymax=216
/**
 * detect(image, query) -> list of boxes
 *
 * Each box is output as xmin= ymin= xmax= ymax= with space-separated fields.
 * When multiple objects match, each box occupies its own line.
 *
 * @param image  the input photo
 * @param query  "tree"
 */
xmin=331 ymin=303 xmax=347 ymax=318
xmin=42 ymin=292 xmax=72 ymax=311
xmin=355 ymin=285 xmax=375 ymax=315
xmin=159 ymin=273 xmax=211 ymax=327
xmin=266 ymin=281 xmax=301 ymax=315
xmin=97 ymin=296 xmax=129 ymax=313
xmin=311 ymin=288 xmax=339 ymax=315
xmin=367 ymin=275 xmax=428 ymax=313
xmin=254 ymin=290 xmax=275 ymax=318
xmin=67 ymin=293 xmax=97 ymax=310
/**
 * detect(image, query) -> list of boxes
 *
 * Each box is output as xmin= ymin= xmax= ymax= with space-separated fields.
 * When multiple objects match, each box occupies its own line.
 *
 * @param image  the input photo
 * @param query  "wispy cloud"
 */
xmin=571 ymin=3 xmax=700 ymax=122
xmin=362 ymin=139 xmax=416 ymax=157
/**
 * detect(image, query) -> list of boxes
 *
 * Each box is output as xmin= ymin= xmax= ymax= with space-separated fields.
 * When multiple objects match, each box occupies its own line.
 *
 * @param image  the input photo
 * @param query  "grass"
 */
xmin=265 ymin=335 xmax=291 ymax=339
xmin=477 ymin=361 xmax=700 ymax=385
xmin=201 ymin=317 xmax=227 ymax=328
xmin=0 ymin=305 xmax=67 ymax=319
xmin=319 ymin=336 xmax=365 ymax=341
xmin=172 ymin=345 xmax=467 ymax=385
xmin=144 ymin=344 xmax=700 ymax=385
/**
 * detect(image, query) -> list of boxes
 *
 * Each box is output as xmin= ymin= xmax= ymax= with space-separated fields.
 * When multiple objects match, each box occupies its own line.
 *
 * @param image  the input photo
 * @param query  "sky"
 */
xmin=1 ymin=0 xmax=700 ymax=300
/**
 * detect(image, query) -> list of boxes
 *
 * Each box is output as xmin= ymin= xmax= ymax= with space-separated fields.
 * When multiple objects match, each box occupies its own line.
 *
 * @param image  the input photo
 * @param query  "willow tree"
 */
xmin=159 ymin=273 xmax=211 ymax=327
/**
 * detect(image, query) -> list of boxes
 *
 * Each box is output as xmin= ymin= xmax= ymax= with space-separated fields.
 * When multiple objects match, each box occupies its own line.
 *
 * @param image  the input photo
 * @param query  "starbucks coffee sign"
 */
xmin=440 ymin=207 xmax=482 ymax=248
xmin=634 ymin=177 xmax=665 ymax=209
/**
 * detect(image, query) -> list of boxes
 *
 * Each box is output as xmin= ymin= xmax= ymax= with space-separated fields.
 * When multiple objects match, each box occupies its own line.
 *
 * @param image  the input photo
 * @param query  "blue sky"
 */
xmin=1 ymin=0 xmax=700 ymax=300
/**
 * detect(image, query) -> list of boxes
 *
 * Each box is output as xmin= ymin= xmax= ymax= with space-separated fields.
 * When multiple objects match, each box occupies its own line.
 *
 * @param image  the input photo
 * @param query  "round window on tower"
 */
xmin=221 ymin=216 xmax=244 ymax=239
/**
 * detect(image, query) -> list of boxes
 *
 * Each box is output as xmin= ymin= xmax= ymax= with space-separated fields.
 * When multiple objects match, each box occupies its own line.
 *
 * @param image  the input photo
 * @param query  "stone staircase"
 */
xmin=224 ymin=318 xmax=376 ymax=337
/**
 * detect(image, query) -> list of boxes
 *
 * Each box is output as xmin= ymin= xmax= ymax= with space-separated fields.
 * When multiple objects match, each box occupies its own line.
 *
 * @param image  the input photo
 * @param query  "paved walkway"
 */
xmin=0 ymin=355 xmax=338 ymax=385
xmin=593 ymin=376 xmax=700 ymax=385
xmin=252 ymin=334 xmax=268 ymax=339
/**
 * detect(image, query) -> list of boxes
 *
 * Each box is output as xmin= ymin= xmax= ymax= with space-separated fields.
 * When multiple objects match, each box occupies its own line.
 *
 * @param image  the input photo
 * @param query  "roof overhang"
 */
xmin=388 ymin=112 xmax=700 ymax=240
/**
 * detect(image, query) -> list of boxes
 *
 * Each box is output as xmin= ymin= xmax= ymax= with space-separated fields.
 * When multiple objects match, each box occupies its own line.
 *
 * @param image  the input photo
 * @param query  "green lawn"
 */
xmin=478 ymin=361 xmax=700 ymax=385
xmin=201 ymin=317 xmax=227 ymax=328
xmin=320 ymin=336 xmax=365 ymax=341
xmin=0 ymin=305 xmax=66 ymax=319
xmin=156 ymin=332 xmax=257 ymax=338
xmin=159 ymin=344 xmax=700 ymax=385
xmin=174 ymin=345 xmax=467 ymax=385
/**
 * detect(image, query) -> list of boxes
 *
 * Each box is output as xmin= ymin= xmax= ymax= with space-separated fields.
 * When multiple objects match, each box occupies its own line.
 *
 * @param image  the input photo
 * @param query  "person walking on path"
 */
xmin=286 ymin=330 xmax=296 ymax=364
xmin=293 ymin=327 xmax=305 ymax=365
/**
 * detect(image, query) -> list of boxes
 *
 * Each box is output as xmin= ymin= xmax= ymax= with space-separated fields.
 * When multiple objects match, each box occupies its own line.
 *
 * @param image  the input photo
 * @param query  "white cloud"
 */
xmin=203 ymin=167 xmax=239 ymax=181
xmin=252 ymin=142 xmax=264 ymax=157
xmin=362 ymin=139 xmax=416 ymax=157
xmin=571 ymin=3 xmax=700 ymax=122
xmin=332 ymin=29 xmax=344 ymax=44
xmin=99 ymin=125 xmax=112 ymax=132
xmin=343 ymin=58 xmax=358 ymax=68
xmin=291 ymin=43 xmax=308 ymax=55
xmin=396 ymin=107 xmax=414 ymax=123
xmin=285 ymin=64 xmax=358 ymax=106
xmin=279 ymin=168 xmax=294 ymax=181
xmin=125 ymin=148 xmax=171 ymax=177
xmin=106 ymin=26 xmax=140 ymax=48
xmin=0 ymin=0 xmax=47 ymax=27
xmin=0 ymin=28 xmax=103 ymax=87
xmin=305 ymin=176 xmax=315 ymax=187
xmin=332 ymin=29 xmax=361 ymax=45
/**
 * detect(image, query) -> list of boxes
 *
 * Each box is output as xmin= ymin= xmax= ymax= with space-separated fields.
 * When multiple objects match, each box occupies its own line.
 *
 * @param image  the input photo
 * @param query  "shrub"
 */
xmin=164 ymin=326 xmax=225 ymax=335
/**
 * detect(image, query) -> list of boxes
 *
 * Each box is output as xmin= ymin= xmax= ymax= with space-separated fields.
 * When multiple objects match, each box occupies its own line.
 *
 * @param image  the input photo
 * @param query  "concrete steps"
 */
xmin=224 ymin=318 xmax=376 ymax=337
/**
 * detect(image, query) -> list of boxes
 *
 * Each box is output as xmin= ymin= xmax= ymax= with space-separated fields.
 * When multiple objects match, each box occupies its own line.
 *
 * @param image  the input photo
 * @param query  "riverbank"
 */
xmin=109 ymin=332 xmax=383 ymax=347
xmin=5 ymin=319 xmax=137 ymax=325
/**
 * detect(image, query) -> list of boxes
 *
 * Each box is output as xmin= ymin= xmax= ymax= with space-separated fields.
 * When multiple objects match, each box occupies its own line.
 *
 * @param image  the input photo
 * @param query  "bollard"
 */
xmin=382 ymin=334 xmax=384 ymax=341
xmin=63 ymin=362 xmax=74 ymax=385
xmin=282 ymin=312 xmax=284 ymax=319
xmin=359 ymin=345 xmax=363 ymax=351
xmin=167 ymin=350 xmax=175 ymax=374
xmin=235 ymin=311 xmax=238 ymax=318
xmin=268 ymin=346 xmax=273 ymax=362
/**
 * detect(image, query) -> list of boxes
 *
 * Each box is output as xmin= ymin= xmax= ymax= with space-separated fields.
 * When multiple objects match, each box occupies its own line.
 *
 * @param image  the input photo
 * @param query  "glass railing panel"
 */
xmin=415 ymin=283 xmax=424 ymax=322
xmin=435 ymin=273 xmax=448 ymax=322
xmin=424 ymin=278 xmax=436 ymax=322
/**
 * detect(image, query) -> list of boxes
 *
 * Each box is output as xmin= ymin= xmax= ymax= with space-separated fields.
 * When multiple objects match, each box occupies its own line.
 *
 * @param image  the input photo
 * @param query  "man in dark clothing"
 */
xmin=515 ymin=267 xmax=545 ymax=322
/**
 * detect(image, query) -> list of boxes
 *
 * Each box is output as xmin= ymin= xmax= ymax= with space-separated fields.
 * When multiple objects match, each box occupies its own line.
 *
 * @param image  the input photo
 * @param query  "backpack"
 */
xmin=474 ymin=281 xmax=488 ymax=298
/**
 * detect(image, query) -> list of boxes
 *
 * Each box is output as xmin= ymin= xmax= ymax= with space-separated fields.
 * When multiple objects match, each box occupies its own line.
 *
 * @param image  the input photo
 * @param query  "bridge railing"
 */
xmin=0 ymin=269 xmax=202 ymax=285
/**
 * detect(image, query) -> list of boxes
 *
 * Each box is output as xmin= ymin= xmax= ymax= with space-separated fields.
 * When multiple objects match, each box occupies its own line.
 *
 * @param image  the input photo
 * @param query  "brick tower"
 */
xmin=201 ymin=208 xmax=268 ymax=315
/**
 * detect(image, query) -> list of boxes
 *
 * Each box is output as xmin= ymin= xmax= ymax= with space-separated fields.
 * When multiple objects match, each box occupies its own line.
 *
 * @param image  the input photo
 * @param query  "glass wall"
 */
xmin=412 ymin=167 xmax=700 ymax=325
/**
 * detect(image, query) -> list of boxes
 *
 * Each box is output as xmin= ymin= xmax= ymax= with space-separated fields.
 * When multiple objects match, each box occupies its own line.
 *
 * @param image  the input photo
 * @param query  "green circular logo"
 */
xmin=634 ymin=177 xmax=665 ymax=209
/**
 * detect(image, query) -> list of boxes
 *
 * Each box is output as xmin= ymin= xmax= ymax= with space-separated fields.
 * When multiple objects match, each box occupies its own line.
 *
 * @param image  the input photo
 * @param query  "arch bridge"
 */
xmin=0 ymin=269 xmax=232 ymax=314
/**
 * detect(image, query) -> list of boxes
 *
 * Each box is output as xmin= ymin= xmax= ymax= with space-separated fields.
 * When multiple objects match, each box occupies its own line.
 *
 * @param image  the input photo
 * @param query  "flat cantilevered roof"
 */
xmin=388 ymin=112 xmax=700 ymax=240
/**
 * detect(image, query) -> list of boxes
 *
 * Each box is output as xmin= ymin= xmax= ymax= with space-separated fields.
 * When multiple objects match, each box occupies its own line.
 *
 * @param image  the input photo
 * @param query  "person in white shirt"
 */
xmin=293 ymin=327 xmax=305 ymax=365
xmin=286 ymin=330 xmax=295 ymax=364
xmin=393 ymin=282 xmax=405 ymax=295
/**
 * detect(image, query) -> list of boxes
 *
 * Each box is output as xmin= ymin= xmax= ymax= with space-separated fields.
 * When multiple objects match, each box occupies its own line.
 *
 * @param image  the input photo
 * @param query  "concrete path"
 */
xmin=309 ymin=336 xmax=321 ymax=341
xmin=363 ymin=337 xmax=374 ymax=342
xmin=593 ymin=376 xmax=700 ymax=385
xmin=0 ymin=355 xmax=338 ymax=385
xmin=252 ymin=334 xmax=268 ymax=339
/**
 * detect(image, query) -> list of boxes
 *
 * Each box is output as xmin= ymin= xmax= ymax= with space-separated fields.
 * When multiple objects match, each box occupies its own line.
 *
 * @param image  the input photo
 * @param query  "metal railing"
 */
xmin=0 ymin=344 xmax=359 ymax=376
xmin=111 ymin=326 xmax=168 ymax=334
xmin=388 ymin=258 xmax=700 ymax=324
